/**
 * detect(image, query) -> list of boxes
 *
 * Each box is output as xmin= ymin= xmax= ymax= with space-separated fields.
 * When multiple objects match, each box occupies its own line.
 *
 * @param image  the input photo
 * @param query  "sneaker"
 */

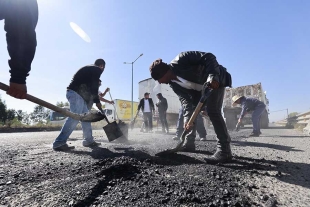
xmin=200 ymin=137 xmax=207 ymax=141
xmin=172 ymin=136 xmax=180 ymax=141
xmin=53 ymin=144 xmax=75 ymax=151
xmin=204 ymin=149 xmax=232 ymax=164
xmin=83 ymin=141 xmax=101 ymax=147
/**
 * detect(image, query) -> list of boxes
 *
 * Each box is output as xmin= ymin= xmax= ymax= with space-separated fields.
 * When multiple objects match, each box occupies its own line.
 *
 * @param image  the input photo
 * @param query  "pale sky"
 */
xmin=0 ymin=0 xmax=309 ymax=122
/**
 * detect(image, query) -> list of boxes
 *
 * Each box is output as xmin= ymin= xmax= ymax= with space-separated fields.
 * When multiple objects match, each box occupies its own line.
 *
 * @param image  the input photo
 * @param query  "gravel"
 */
xmin=0 ymin=125 xmax=309 ymax=206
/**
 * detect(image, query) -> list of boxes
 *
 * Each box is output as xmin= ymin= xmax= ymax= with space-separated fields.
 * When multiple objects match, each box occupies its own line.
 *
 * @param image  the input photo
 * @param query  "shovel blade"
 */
xmin=155 ymin=142 xmax=183 ymax=156
xmin=80 ymin=111 xmax=106 ymax=122
xmin=103 ymin=121 xmax=124 ymax=142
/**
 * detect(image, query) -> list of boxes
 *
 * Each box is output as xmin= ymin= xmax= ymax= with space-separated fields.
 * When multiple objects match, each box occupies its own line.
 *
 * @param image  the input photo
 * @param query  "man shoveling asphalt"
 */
xmin=232 ymin=95 xmax=266 ymax=137
xmin=52 ymin=59 xmax=107 ymax=151
xmin=149 ymin=51 xmax=232 ymax=164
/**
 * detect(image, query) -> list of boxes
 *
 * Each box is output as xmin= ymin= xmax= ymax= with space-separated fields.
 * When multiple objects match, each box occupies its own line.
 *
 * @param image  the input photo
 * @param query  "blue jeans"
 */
xmin=53 ymin=90 xmax=94 ymax=148
xmin=176 ymin=106 xmax=206 ymax=138
xmin=252 ymin=104 xmax=266 ymax=134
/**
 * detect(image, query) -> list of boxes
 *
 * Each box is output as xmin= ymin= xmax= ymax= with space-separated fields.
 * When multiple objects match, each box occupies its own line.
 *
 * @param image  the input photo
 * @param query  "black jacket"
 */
xmin=168 ymin=51 xmax=232 ymax=120
xmin=0 ymin=0 xmax=38 ymax=84
xmin=156 ymin=97 xmax=168 ymax=113
xmin=67 ymin=65 xmax=102 ymax=104
xmin=138 ymin=98 xmax=155 ymax=113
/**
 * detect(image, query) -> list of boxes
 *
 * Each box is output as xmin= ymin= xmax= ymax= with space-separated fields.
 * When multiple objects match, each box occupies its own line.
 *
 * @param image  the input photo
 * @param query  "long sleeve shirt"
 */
xmin=156 ymin=97 xmax=168 ymax=113
xmin=168 ymin=51 xmax=231 ymax=121
xmin=239 ymin=97 xmax=265 ymax=118
xmin=0 ymin=0 xmax=38 ymax=84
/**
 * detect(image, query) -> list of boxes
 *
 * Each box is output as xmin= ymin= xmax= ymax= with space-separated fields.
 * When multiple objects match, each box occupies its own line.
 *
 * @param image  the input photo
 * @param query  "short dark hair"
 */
xmin=94 ymin=59 xmax=105 ymax=67
xmin=149 ymin=59 xmax=169 ymax=80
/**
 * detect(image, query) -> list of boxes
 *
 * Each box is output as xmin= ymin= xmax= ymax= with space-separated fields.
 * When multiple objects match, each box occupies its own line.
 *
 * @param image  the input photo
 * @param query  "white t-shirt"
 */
xmin=144 ymin=99 xmax=151 ymax=112
xmin=171 ymin=76 xmax=203 ymax=91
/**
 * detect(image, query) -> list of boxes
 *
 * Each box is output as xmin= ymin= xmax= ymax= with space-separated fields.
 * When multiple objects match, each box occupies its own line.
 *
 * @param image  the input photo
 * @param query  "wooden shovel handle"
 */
xmin=0 ymin=82 xmax=80 ymax=120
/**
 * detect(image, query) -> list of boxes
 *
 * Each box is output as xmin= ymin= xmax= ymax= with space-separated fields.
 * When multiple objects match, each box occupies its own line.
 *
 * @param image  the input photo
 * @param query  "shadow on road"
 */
xmin=222 ymin=156 xmax=310 ymax=190
xmin=231 ymin=140 xmax=303 ymax=152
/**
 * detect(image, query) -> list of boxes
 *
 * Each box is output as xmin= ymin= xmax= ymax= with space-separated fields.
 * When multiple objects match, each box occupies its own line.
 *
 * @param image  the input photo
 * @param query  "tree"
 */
xmin=0 ymin=98 xmax=7 ymax=123
xmin=6 ymin=109 xmax=16 ymax=121
xmin=30 ymin=105 xmax=50 ymax=124
xmin=16 ymin=110 xmax=23 ymax=121
xmin=289 ymin=112 xmax=298 ymax=118
xmin=56 ymin=101 xmax=69 ymax=107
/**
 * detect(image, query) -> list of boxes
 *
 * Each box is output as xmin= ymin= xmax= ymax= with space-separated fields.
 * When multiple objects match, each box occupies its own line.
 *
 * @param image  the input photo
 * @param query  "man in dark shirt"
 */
xmin=149 ymin=51 xmax=233 ymax=164
xmin=138 ymin=93 xmax=155 ymax=133
xmin=52 ymin=59 xmax=106 ymax=151
xmin=0 ymin=0 xmax=38 ymax=99
xmin=156 ymin=93 xmax=169 ymax=133
xmin=232 ymin=95 xmax=266 ymax=137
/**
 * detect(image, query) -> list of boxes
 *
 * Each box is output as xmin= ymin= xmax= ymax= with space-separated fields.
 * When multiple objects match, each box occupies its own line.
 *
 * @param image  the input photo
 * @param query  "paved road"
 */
xmin=0 ymin=127 xmax=309 ymax=206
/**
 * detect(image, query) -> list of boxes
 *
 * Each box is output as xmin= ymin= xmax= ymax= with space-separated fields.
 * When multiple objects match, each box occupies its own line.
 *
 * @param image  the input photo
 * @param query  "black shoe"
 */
xmin=204 ymin=149 xmax=232 ymax=164
xmin=53 ymin=144 xmax=75 ymax=151
xmin=179 ymin=143 xmax=196 ymax=152
xmin=83 ymin=141 xmax=101 ymax=147
xmin=249 ymin=132 xmax=260 ymax=137
xmin=172 ymin=136 xmax=180 ymax=141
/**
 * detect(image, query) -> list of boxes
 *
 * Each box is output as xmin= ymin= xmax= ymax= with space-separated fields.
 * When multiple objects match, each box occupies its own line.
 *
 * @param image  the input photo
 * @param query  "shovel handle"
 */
xmin=0 ymin=82 xmax=81 ymax=120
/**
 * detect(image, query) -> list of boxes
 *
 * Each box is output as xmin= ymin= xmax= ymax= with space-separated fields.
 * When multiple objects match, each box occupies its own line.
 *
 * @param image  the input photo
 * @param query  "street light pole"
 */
xmin=124 ymin=53 xmax=143 ymax=121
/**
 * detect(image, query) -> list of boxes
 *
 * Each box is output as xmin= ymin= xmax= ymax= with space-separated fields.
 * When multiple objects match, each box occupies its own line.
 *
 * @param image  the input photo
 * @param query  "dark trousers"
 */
xmin=143 ymin=112 xmax=153 ymax=131
xmin=176 ymin=107 xmax=206 ymax=138
xmin=252 ymin=104 xmax=266 ymax=133
xmin=185 ymin=87 xmax=231 ymax=152
xmin=159 ymin=111 xmax=169 ymax=132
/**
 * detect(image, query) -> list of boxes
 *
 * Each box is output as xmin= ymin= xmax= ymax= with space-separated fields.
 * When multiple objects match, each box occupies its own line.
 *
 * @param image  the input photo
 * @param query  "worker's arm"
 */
xmin=99 ymin=87 xmax=110 ymax=97
xmin=238 ymin=103 xmax=247 ymax=123
xmin=170 ymin=51 xmax=220 ymax=89
xmin=90 ymin=68 xmax=103 ymax=104
xmin=3 ymin=0 xmax=38 ymax=99
xmin=99 ymin=97 xmax=114 ymax=104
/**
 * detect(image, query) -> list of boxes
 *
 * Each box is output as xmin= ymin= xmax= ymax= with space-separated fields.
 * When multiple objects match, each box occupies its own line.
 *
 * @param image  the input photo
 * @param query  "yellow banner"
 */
xmin=116 ymin=100 xmax=138 ymax=120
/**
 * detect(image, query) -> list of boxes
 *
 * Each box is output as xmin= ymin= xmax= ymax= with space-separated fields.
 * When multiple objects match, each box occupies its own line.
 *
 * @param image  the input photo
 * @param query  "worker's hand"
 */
xmin=109 ymin=100 xmax=115 ymax=104
xmin=7 ymin=82 xmax=27 ymax=99
xmin=238 ymin=118 xmax=242 ymax=123
xmin=104 ymin=87 xmax=110 ymax=93
xmin=201 ymin=111 xmax=208 ymax=117
xmin=184 ymin=122 xmax=194 ymax=130
xmin=208 ymin=80 xmax=219 ymax=89
xmin=96 ymin=102 xmax=102 ymax=110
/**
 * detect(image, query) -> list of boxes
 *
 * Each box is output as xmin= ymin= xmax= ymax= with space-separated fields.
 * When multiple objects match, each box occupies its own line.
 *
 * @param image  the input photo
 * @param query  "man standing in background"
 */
xmin=138 ymin=92 xmax=155 ymax=133
xmin=156 ymin=93 xmax=169 ymax=133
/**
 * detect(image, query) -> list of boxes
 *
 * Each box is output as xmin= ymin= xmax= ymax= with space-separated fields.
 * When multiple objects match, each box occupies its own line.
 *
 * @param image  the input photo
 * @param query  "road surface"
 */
xmin=0 ymin=126 xmax=309 ymax=206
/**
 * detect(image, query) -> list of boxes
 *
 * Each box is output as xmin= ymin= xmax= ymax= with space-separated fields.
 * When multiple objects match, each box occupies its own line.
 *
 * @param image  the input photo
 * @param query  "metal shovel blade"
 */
xmin=80 ymin=111 xmax=106 ymax=122
xmin=103 ymin=121 xmax=124 ymax=142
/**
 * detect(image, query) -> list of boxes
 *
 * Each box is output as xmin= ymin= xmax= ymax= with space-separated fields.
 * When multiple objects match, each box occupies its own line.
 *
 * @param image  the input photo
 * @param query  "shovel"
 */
xmin=101 ymin=109 xmax=124 ymax=142
xmin=0 ymin=82 xmax=105 ymax=122
xmin=235 ymin=122 xmax=241 ymax=132
xmin=101 ymin=91 xmax=128 ymax=141
xmin=155 ymin=87 xmax=213 ymax=156
xmin=130 ymin=112 xmax=139 ymax=130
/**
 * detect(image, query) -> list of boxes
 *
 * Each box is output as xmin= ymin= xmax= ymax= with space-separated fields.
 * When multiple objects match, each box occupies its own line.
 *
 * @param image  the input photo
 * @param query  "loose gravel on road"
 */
xmin=0 ymin=126 xmax=309 ymax=206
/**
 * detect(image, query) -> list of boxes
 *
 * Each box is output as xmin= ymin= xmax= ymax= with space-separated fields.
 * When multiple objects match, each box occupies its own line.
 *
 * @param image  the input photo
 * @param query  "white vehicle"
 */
xmin=223 ymin=82 xmax=270 ymax=129
xmin=138 ymin=78 xmax=181 ymax=124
